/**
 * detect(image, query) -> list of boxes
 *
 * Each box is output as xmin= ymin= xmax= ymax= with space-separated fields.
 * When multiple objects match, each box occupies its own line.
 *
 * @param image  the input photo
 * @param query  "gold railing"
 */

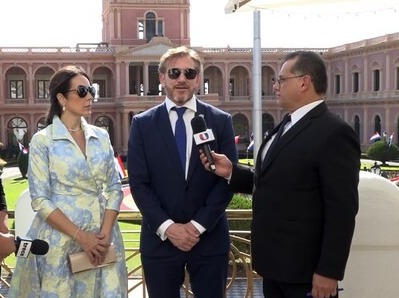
xmin=1 ymin=210 xmax=259 ymax=297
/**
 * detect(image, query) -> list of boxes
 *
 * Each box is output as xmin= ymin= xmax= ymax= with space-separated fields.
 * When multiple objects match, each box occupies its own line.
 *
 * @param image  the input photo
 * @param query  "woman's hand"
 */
xmin=75 ymin=230 xmax=110 ymax=266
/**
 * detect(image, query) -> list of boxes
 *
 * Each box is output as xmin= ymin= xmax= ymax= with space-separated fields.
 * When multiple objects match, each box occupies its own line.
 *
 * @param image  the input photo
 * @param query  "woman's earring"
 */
xmin=62 ymin=105 xmax=65 ymax=111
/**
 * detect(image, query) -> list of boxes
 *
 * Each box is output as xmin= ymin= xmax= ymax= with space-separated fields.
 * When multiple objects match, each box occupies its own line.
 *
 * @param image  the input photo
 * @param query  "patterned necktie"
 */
xmin=173 ymin=107 xmax=187 ymax=171
xmin=262 ymin=114 xmax=291 ymax=170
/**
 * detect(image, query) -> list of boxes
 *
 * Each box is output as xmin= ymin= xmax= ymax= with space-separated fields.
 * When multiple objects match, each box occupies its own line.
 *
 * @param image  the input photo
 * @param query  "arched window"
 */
xmin=353 ymin=72 xmax=359 ymax=93
xmin=138 ymin=12 xmax=164 ymax=42
xmin=7 ymin=117 xmax=29 ymax=155
xmin=334 ymin=74 xmax=341 ymax=94
xmin=262 ymin=113 xmax=275 ymax=137
xmin=232 ymin=113 xmax=249 ymax=141
xmin=145 ymin=12 xmax=156 ymax=41
xmin=232 ymin=113 xmax=250 ymax=157
xmin=94 ymin=116 xmax=114 ymax=145
xmin=354 ymin=115 xmax=360 ymax=137
xmin=374 ymin=115 xmax=381 ymax=134
xmin=396 ymin=65 xmax=399 ymax=90
xmin=373 ymin=69 xmax=381 ymax=91
xmin=37 ymin=117 xmax=46 ymax=132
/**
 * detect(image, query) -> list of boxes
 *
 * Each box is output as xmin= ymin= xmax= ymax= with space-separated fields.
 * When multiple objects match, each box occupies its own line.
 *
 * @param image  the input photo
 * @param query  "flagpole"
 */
xmin=252 ymin=9 xmax=262 ymax=160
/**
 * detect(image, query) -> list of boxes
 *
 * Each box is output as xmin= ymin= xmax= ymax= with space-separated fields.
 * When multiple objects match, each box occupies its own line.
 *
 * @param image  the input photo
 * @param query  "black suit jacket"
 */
xmin=230 ymin=102 xmax=360 ymax=283
xmin=128 ymin=99 xmax=238 ymax=257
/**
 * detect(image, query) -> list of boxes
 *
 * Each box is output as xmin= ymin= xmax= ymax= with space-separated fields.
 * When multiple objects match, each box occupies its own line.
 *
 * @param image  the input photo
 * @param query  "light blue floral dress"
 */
xmin=8 ymin=116 xmax=127 ymax=298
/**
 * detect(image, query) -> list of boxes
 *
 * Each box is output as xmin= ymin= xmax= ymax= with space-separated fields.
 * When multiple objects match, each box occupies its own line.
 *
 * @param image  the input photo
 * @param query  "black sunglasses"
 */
xmin=66 ymin=85 xmax=96 ymax=98
xmin=167 ymin=68 xmax=198 ymax=80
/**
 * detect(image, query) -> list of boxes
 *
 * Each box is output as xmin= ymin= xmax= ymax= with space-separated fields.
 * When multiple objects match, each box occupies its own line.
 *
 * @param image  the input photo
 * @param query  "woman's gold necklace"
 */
xmin=68 ymin=127 xmax=82 ymax=132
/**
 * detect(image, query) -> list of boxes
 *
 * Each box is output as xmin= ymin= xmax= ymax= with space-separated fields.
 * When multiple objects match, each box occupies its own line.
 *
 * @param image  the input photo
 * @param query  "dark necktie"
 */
xmin=262 ymin=114 xmax=291 ymax=170
xmin=173 ymin=107 xmax=187 ymax=171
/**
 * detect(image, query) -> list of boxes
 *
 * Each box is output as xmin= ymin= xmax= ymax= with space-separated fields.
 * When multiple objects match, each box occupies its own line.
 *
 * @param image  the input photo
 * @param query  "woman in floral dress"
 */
xmin=9 ymin=65 xmax=127 ymax=297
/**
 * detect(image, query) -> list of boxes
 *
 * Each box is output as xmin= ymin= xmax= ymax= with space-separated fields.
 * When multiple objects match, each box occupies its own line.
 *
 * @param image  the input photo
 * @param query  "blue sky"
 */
xmin=0 ymin=0 xmax=398 ymax=48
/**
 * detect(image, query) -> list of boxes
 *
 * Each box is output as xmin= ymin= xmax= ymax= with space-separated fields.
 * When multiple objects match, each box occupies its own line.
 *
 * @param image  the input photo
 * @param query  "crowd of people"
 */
xmin=1 ymin=48 xmax=360 ymax=298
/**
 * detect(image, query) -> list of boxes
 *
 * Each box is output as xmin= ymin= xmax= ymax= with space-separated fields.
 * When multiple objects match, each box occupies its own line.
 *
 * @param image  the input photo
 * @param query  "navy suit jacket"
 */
xmin=128 ymin=99 xmax=238 ymax=257
xmin=230 ymin=102 xmax=360 ymax=283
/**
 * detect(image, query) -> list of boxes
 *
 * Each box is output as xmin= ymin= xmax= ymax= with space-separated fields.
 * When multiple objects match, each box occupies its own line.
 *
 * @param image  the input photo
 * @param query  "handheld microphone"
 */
xmin=191 ymin=115 xmax=216 ymax=172
xmin=15 ymin=236 xmax=49 ymax=258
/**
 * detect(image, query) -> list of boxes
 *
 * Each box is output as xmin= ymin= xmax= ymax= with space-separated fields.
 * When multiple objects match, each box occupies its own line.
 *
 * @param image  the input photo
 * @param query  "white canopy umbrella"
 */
xmin=224 ymin=0 xmax=398 ymax=158
xmin=225 ymin=0 xmax=396 ymax=13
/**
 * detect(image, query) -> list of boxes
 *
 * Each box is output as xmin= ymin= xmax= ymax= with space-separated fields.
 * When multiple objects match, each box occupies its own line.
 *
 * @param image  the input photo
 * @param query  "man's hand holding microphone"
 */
xmin=191 ymin=114 xmax=233 ymax=179
xmin=1 ymin=233 xmax=49 ymax=263
xmin=0 ymin=232 xmax=16 ymax=262
xmin=199 ymin=150 xmax=232 ymax=179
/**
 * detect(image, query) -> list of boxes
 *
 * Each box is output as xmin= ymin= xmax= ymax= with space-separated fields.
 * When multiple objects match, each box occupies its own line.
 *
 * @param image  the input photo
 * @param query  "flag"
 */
xmin=234 ymin=135 xmax=240 ymax=144
xmin=369 ymin=132 xmax=381 ymax=142
xmin=391 ymin=176 xmax=399 ymax=182
xmin=18 ymin=141 xmax=29 ymax=154
xmin=388 ymin=133 xmax=394 ymax=146
xmin=247 ymin=140 xmax=254 ymax=151
xmin=115 ymin=155 xmax=126 ymax=179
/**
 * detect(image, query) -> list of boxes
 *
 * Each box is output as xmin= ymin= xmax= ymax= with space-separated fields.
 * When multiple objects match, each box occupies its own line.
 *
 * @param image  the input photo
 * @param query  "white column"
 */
xmin=117 ymin=9 xmax=121 ymax=40
xmin=344 ymin=58 xmax=349 ymax=94
xmin=0 ymin=115 xmax=5 ymax=143
xmin=224 ymin=63 xmax=229 ymax=102
xmin=385 ymin=53 xmax=390 ymax=91
xmin=115 ymin=112 xmax=122 ymax=153
xmin=28 ymin=64 xmax=34 ymax=103
xmin=122 ymin=112 xmax=130 ymax=153
xmin=143 ymin=62 xmax=149 ymax=95
xmin=363 ymin=108 xmax=368 ymax=144
xmin=124 ymin=62 xmax=129 ymax=96
xmin=0 ymin=64 xmax=4 ymax=105
xmin=115 ymin=62 xmax=121 ymax=97
xmin=363 ymin=57 xmax=368 ymax=92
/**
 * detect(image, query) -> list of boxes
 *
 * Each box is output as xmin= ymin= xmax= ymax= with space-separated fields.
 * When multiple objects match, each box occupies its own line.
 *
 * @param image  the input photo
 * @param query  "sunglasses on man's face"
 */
xmin=167 ymin=68 xmax=198 ymax=80
xmin=67 ymin=85 xmax=96 ymax=98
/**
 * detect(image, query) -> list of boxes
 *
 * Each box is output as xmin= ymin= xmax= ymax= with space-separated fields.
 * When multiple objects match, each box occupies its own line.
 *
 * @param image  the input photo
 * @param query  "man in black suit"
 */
xmin=128 ymin=46 xmax=238 ymax=297
xmin=200 ymin=51 xmax=360 ymax=298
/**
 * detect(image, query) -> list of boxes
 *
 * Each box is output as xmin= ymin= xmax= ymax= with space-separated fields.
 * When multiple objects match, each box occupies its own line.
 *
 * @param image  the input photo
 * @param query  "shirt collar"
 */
xmin=290 ymin=100 xmax=324 ymax=125
xmin=165 ymin=97 xmax=197 ymax=114
xmin=51 ymin=115 xmax=98 ymax=140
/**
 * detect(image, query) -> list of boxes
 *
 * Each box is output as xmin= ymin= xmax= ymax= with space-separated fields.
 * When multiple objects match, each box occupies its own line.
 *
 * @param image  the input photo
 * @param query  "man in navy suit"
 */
xmin=127 ymin=46 xmax=238 ymax=298
xmin=200 ymin=51 xmax=360 ymax=298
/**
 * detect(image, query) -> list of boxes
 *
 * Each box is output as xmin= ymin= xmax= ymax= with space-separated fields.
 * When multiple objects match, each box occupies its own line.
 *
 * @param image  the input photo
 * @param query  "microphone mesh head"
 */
xmin=31 ymin=239 xmax=49 ymax=255
xmin=191 ymin=115 xmax=207 ymax=134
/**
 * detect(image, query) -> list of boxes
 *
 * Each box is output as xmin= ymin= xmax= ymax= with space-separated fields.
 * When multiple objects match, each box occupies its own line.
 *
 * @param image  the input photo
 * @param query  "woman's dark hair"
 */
xmin=45 ymin=65 xmax=91 ymax=125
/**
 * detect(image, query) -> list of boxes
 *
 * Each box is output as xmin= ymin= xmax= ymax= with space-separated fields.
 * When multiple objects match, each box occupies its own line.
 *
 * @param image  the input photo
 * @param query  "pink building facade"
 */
xmin=1 ymin=0 xmax=399 ymax=156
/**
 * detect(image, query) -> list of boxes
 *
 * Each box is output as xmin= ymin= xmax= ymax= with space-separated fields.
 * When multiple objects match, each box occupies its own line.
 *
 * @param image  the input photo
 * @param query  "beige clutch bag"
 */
xmin=68 ymin=244 xmax=117 ymax=274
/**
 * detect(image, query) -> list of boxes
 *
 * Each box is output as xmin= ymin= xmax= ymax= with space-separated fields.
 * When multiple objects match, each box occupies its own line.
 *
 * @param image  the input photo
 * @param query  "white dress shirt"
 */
xmin=157 ymin=97 xmax=206 ymax=240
